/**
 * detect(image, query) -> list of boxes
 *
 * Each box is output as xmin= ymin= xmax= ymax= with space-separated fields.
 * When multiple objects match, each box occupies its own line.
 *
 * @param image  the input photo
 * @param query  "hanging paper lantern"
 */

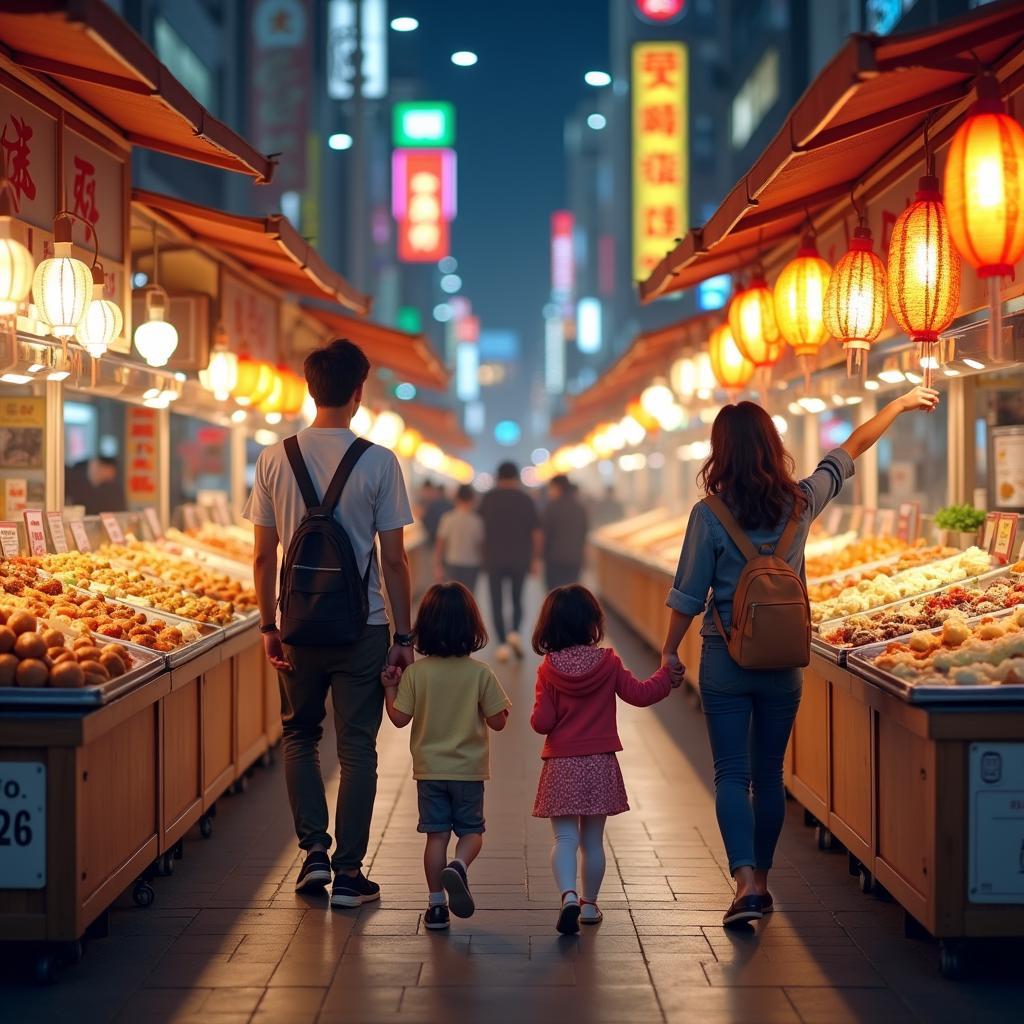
xmin=75 ymin=264 xmax=123 ymax=359
xmin=396 ymin=427 xmax=423 ymax=459
xmin=32 ymin=215 xmax=92 ymax=339
xmin=824 ymin=224 xmax=887 ymax=376
xmin=727 ymin=276 xmax=782 ymax=368
xmin=199 ymin=323 xmax=239 ymax=401
xmin=280 ymin=370 xmax=307 ymax=417
xmin=708 ymin=322 xmax=754 ymax=391
xmin=133 ymin=285 xmax=178 ymax=367
xmin=234 ymin=354 xmax=276 ymax=406
xmin=887 ymin=175 xmax=961 ymax=345
xmin=369 ymin=410 xmax=406 ymax=449
xmin=774 ymin=236 xmax=832 ymax=359
xmin=640 ymin=380 xmax=674 ymax=418
xmin=258 ymin=368 xmax=286 ymax=423
xmin=0 ymin=177 xmax=33 ymax=315
xmin=625 ymin=399 xmax=659 ymax=432
xmin=945 ymin=73 xmax=1024 ymax=278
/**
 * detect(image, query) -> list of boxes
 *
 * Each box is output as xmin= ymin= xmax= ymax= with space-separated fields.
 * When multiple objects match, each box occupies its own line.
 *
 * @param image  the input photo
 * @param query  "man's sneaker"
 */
xmin=496 ymin=643 xmax=512 ymax=663
xmin=424 ymin=904 xmax=450 ymax=930
xmin=441 ymin=860 xmax=475 ymax=919
xmin=295 ymin=851 xmax=332 ymax=893
xmin=330 ymin=871 xmax=381 ymax=908
xmin=507 ymin=631 xmax=524 ymax=658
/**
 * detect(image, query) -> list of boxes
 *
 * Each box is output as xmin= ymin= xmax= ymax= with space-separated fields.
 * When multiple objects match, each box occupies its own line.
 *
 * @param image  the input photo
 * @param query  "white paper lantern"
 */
xmin=134 ymin=286 xmax=178 ymax=367
xmin=32 ymin=215 xmax=91 ymax=339
xmin=76 ymin=264 xmax=123 ymax=358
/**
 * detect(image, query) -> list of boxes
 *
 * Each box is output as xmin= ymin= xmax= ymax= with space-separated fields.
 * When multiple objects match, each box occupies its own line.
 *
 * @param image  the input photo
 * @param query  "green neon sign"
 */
xmin=392 ymin=101 xmax=456 ymax=148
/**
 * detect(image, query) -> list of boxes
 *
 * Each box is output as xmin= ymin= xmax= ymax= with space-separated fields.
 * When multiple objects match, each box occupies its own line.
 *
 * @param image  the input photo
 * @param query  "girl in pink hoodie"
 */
xmin=530 ymin=585 xmax=680 ymax=934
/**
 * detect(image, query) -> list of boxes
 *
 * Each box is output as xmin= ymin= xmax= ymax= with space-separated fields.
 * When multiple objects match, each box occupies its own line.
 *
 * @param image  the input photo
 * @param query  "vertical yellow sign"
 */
xmin=632 ymin=41 xmax=688 ymax=283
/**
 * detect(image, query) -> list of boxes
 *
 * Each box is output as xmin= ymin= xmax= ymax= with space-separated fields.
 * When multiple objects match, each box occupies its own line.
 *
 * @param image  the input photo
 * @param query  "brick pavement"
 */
xmin=4 ymin=579 xmax=1024 ymax=1023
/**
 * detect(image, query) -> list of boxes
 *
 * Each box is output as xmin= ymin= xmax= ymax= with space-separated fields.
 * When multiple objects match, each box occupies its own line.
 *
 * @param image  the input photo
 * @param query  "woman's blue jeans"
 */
xmin=698 ymin=637 xmax=802 ymax=875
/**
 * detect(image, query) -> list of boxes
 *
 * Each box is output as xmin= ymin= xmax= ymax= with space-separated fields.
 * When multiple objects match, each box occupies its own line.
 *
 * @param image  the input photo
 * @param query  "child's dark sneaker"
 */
xmin=556 ymin=891 xmax=581 ymax=935
xmin=424 ymin=904 xmax=450 ymax=930
xmin=295 ymin=850 xmax=331 ymax=893
xmin=330 ymin=871 xmax=381 ymax=908
xmin=441 ymin=860 xmax=475 ymax=918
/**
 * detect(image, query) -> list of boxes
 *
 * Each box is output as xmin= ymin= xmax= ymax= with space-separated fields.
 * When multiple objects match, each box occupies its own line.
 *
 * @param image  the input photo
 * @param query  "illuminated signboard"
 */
xmin=634 ymin=0 xmax=685 ymax=23
xmin=393 ymin=101 xmax=456 ymax=148
xmin=551 ymin=211 xmax=575 ymax=305
xmin=576 ymin=296 xmax=602 ymax=353
xmin=632 ymin=41 xmax=687 ymax=282
xmin=327 ymin=0 xmax=387 ymax=99
xmin=392 ymin=148 xmax=457 ymax=263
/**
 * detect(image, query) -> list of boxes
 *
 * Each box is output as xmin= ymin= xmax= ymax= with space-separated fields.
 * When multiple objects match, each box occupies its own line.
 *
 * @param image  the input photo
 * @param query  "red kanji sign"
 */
xmin=1 ymin=115 xmax=35 ymax=210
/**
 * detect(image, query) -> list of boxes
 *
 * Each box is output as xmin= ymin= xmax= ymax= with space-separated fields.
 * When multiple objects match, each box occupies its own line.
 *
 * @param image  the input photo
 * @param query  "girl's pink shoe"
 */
xmin=580 ymin=899 xmax=603 ymax=924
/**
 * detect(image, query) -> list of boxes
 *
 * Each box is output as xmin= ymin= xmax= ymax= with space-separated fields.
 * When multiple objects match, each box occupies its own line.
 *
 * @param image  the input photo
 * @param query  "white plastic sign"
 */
xmin=0 ymin=522 xmax=19 ymax=559
xmin=21 ymin=510 xmax=46 ymax=556
xmin=0 ymin=762 xmax=46 ymax=888
xmin=46 ymin=512 xmax=68 ymax=554
xmin=99 ymin=512 xmax=125 ymax=544
xmin=68 ymin=520 xmax=91 ymax=552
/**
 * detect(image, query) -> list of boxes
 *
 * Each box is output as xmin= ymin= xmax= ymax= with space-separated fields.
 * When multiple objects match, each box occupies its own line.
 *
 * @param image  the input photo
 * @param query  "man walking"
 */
xmin=479 ymin=461 xmax=541 ymax=662
xmin=542 ymin=473 xmax=589 ymax=589
xmin=245 ymin=339 xmax=415 ymax=908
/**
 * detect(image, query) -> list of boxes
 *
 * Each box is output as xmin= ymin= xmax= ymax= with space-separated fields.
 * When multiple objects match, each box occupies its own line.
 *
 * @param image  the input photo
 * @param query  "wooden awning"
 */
xmin=0 ymin=0 xmax=275 ymax=181
xmin=399 ymin=403 xmax=471 ymax=452
xmin=551 ymin=312 xmax=717 ymax=438
xmin=132 ymin=190 xmax=370 ymax=315
xmin=304 ymin=305 xmax=450 ymax=392
xmin=640 ymin=0 xmax=1024 ymax=302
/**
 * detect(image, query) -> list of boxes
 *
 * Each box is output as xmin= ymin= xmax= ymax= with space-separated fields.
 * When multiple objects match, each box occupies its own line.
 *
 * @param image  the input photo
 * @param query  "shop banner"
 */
xmin=125 ymin=407 xmax=159 ymax=508
xmin=221 ymin=270 xmax=279 ymax=362
xmin=143 ymin=507 xmax=163 ymax=540
xmin=68 ymin=520 xmax=91 ymax=552
xmin=22 ymin=509 xmax=46 ymax=555
xmin=0 ymin=522 xmax=18 ymax=559
xmin=100 ymin=512 xmax=125 ymax=544
xmin=46 ymin=512 xmax=68 ymax=554
xmin=248 ymin=0 xmax=311 ymax=207
xmin=632 ymin=41 xmax=688 ymax=282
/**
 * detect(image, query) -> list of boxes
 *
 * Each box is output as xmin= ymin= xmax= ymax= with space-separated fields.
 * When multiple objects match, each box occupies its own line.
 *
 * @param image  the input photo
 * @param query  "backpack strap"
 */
xmin=322 ymin=437 xmax=373 ymax=513
xmin=283 ymin=435 xmax=321 ymax=511
xmin=775 ymin=514 xmax=801 ymax=560
xmin=702 ymin=496 xmax=759 ymax=562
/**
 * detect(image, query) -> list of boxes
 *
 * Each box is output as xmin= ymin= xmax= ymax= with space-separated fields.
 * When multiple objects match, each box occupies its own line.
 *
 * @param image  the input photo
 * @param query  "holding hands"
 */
xmin=661 ymin=650 xmax=685 ymax=689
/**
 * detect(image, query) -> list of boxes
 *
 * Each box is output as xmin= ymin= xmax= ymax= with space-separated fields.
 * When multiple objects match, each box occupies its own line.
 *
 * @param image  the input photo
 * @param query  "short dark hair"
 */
xmin=496 ymin=461 xmax=519 ymax=481
xmin=549 ymin=474 xmax=570 ymax=492
xmin=303 ymin=339 xmax=370 ymax=408
xmin=455 ymin=484 xmax=475 ymax=503
xmin=414 ymin=583 xmax=488 ymax=657
xmin=532 ymin=584 xmax=605 ymax=655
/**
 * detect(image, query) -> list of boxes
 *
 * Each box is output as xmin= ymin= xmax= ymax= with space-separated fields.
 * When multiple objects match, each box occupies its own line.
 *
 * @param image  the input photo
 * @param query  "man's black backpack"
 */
xmin=278 ymin=435 xmax=374 ymax=647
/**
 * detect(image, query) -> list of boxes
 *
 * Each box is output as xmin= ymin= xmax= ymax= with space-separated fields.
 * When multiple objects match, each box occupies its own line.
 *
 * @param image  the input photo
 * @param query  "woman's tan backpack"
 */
xmin=703 ymin=495 xmax=811 ymax=670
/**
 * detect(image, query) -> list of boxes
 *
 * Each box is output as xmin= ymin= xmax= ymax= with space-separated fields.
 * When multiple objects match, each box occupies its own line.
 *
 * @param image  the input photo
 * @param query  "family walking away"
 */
xmin=247 ymin=332 xmax=938 ymax=933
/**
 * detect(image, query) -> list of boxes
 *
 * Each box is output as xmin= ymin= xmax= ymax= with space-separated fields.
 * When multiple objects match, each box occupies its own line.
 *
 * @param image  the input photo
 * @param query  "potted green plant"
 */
xmin=933 ymin=504 xmax=987 ymax=549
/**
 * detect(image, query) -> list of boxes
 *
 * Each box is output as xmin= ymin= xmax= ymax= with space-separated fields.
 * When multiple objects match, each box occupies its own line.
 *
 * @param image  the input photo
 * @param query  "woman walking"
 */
xmin=660 ymin=387 xmax=938 ymax=926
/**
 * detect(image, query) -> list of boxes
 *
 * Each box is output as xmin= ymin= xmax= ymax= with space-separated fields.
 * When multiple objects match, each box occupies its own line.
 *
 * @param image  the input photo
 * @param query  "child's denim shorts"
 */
xmin=417 ymin=780 xmax=485 ymax=836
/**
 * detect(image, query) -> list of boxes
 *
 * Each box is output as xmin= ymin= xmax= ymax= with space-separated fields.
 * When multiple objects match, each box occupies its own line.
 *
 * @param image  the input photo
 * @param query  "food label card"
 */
xmin=0 ymin=521 xmax=19 ymax=558
xmin=897 ymin=502 xmax=920 ymax=542
xmin=143 ymin=507 xmax=164 ymax=539
xmin=209 ymin=496 xmax=230 ymax=527
xmin=983 ymin=512 xmax=1001 ymax=553
xmin=182 ymin=504 xmax=200 ymax=531
xmin=22 ymin=510 xmax=47 ymax=556
xmin=46 ymin=513 xmax=68 ymax=554
xmin=99 ymin=512 xmax=125 ymax=544
xmin=68 ymin=520 xmax=91 ymax=552
xmin=848 ymin=506 xmax=864 ymax=533
xmin=993 ymin=513 xmax=1019 ymax=565
xmin=824 ymin=506 xmax=843 ymax=535
xmin=877 ymin=508 xmax=896 ymax=537
xmin=861 ymin=508 xmax=878 ymax=537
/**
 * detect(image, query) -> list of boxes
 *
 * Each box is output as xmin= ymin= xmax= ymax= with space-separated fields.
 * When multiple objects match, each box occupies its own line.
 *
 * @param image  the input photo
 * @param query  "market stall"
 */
xmin=561 ymin=1 xmax=1024 ymax=977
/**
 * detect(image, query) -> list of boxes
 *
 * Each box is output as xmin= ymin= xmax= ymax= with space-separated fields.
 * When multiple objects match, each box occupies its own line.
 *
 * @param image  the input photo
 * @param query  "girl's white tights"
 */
xmin=551 ymin=815 xmax=607 ymax=900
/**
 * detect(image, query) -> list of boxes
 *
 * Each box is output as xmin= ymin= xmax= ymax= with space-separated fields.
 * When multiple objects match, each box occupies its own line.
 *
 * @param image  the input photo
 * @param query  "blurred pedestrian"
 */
xmin=542 ymin=474 xmax=588 ymax=589
xmin=479 ymin=461 xmax=541 ymax=662
xmin=435 ymin=484 xmax=484 ymax=593
xmin=64 ymin=455 xmax=122 ymax=515
xmin=420 ymin=480 xmax=453 ymax=545
xmin=592 ymin=485 xmax=624 ymax=528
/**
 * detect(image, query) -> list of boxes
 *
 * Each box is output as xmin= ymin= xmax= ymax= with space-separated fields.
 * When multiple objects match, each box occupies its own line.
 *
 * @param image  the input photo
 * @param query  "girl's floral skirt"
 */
xmin=532 ymin=752 xmax=629 ymax=818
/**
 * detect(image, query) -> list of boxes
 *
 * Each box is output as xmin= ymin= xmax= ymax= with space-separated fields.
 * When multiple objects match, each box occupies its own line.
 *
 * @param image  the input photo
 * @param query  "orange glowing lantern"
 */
xmin=234 ymin=354 xmax=276 ymax=407
xmin=887 ymin=173 xmax=961 ymax=386
xmin=708 ymin=322 xmax=754 ymax=391
xmin=823 ymin=222 xmax=887 ymax=377
xmin=258 ymin=368 xmax=286 ymax=422
xmin=773 ymin=235 xmax=832 ymax=383
xmin=279 ymin=370 xmax=307 ymax=417
xmin=945 ymin=74 xmax=1024 ymax=279
xmin=727 ymin=275 xmax=782 ymax=369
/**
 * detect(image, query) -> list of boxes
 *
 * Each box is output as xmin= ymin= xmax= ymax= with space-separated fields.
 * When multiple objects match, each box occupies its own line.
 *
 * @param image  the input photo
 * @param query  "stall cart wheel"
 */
xmin=858 ymin=866 xmax=876 ymax=894
xmin=815 ymin=825 xmax=834 ymax=850
xmin=199 ymin=813 xmax=214 ymax=839
xmin=173 ymin=839 xmax=184 ymax=860
xmin=132 ymin=881 xmax=155 ymax=908
xmin=848 ymin=852 xmax=860 ymax=877
xmin=33 ymin=953 xmax=58 ymax=985
xmin=231 ymin=775 xmax=248 ymax=796
xmin=155 ymin=851 xmax=175 ymax=877
xmin=804 ymin=809 xmax=817 ymax=828
xmin=940 ymin=940 xmax=968 ymax=980
xmin=58 ymin=939 xmax=83 ymax=965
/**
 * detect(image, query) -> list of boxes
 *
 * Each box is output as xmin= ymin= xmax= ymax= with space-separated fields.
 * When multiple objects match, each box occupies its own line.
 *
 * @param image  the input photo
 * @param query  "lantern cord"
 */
xmin=849 ymin=184 xmax=867 ymax=228
xmin=803 ymin=205 xmax=816 ymax=240
xmin=922 ymin=113 xmax=936 ymax=176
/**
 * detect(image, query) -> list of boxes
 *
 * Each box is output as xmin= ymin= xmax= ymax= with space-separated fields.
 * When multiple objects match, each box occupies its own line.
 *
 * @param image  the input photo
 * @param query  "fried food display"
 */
xmin=805 ymin=535 xmax=908 ymax=580
xmin=165 ymin=525 xmax=253 ymax=563
xmin=807 ymin=545 xmax=957 ymax=602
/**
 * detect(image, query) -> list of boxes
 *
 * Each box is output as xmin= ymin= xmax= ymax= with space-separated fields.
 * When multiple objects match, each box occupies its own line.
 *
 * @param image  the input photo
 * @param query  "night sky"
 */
xmin=390 ymin=1 xmax=609 ymax=374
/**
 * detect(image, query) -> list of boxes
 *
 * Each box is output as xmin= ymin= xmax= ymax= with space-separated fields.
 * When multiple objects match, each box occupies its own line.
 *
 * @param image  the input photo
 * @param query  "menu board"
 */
xmin=68 ymin=520 xmax=91 ymax=552
xmin=46 ymin=512 xmax=68 ymax=554
xmin=22 ymin=509 xmax=46 ymax=556
xmin=0 ymin=521 xmax=18 ymax=558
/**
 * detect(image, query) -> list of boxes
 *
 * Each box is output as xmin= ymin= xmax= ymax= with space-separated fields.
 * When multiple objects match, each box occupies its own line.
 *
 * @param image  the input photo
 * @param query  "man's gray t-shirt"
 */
xmin=242 ymin=427 xmax=414 ymax=626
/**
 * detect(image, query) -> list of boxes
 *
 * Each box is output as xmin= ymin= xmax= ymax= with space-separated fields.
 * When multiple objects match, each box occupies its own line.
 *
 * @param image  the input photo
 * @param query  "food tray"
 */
xmin=846 ymin=613 xmax=1024 ymax=706
xmin=0 ymin=640 xmax=165 ymax=709
xmin=158 ymin=538 xmax=254 ymax=575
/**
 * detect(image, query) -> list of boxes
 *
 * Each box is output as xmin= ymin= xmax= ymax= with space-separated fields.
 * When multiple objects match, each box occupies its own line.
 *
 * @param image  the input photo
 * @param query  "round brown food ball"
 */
xmin=46 ymin=646 xmax=67 ymax=661
xmin=13 ymin=632 xmax=47 ymax=661
xmin=0 ymin=653 xmax=18 ymax=685
xmin=49 ymin=661 xmax=84 ymax=689
xmin=41 ymin=629 xmax=65 ymax=650
xmin=71 ymin=636 xmax=94 ymax=650
xmin=53 ymin=651 xmax=78 ymax=665
xmin=78 ymin=660 xmax=110 ymax=684
xmin=7 ymin=611 xmax=36 ymax=636
xmin=98 ymin=652 xmax=126 ymax=678
xmin=73 ymin=646 xmax=102 ymax=663
xmin=15 ymin=658 xmax=49 ymax=687
xmin=0 ymin=626 xmax=15 ymax=654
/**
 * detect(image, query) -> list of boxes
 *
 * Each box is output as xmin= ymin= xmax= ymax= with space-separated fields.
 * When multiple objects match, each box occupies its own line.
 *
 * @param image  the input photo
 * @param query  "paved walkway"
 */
xmin=5 ymin=578 xmax=1024 ymax=1023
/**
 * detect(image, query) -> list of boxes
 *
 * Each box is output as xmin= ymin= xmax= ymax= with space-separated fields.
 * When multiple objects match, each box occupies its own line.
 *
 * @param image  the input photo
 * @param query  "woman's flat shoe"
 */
xmin=723 ymin=894 xmax=764 ymax=927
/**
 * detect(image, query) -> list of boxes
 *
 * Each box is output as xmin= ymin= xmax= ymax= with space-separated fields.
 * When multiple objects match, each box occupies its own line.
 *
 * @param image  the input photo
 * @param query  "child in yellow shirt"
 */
xmin=382 ymin=582 xmax=510 ymax=930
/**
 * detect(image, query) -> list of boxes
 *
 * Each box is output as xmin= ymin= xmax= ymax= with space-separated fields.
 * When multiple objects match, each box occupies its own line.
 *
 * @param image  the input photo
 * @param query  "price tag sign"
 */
xmin=983 ymin=512 xmax=1001 ymax=553
xmin=21 ymin=509 xmax=47 ymax=556
xmin=182 ymin=504 xmax=200 ymax=531
xmin=877 ymin=508 xmax=896 ymax=537
xmin=0 ymin=521 xmax=19 ymax=559
xmin=46 ymin=512 xmax=68 ymax=554
xmin=848 ymin=506 xmax=864 ymax=533
xmin=897 ymin=502 xmax=920 ymax=543
xmin=861 ymin=508 xmax=878 ymax=537
xmin=993 ymin=513 xmax=1019 ymax=565
xmin=0 ymin=762 xmax=46 ymax=888
xmin=68 ymin=520 xmax=91 ymax=552
xmin=143 ymin=507 xmax=163 ymax=540
xmin=824 ymin=506 xmax=843 ymax=535
xmin=99 ymin=512 xmax=125 ymax=545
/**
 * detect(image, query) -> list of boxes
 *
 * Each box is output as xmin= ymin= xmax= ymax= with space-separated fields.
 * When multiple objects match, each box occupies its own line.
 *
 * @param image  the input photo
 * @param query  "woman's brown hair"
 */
xmin=698 ymin=401 xmax=807 ymax=530
xmin=532 ymin=585 xmax=605 ymax=655
xmin=414 ymin=582 xmax=488 ymax=657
